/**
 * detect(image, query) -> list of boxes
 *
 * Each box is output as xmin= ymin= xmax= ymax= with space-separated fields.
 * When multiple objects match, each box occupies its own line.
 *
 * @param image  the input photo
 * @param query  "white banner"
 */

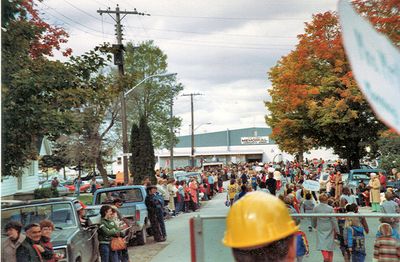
xmin=338 ymin=0 xmax=400 ymax=133
xmin=241 ymin=136 xmax=269 ymax=144
xmin=303 ymin=180 xmax=320 ymax=192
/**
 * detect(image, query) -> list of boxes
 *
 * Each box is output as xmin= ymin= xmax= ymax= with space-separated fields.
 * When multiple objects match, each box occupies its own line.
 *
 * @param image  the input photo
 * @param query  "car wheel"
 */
xmin=85 ymin=187 xmax=91 ymax=193
xmin=136 ymin=227 xmax=147 ymax=245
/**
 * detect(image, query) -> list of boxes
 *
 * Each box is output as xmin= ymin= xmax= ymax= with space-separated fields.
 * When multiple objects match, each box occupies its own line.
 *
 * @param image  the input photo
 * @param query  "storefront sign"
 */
xmin=240 ymin=136 xmax=269 ymax=144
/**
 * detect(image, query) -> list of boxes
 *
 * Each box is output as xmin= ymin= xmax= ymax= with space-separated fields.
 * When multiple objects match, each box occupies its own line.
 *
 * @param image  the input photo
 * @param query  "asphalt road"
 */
xmin=145 ymin=189 xmax=382 ymax=262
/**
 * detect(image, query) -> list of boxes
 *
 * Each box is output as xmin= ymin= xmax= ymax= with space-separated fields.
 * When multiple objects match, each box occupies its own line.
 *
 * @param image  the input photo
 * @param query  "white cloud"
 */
xmin=42 ymin=0 xmax=338 ymax=137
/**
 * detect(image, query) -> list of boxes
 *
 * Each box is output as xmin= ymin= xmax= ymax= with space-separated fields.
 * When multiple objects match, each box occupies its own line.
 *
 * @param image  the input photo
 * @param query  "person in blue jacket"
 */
xmin=346 ymin=217 xmax=366 ymax=262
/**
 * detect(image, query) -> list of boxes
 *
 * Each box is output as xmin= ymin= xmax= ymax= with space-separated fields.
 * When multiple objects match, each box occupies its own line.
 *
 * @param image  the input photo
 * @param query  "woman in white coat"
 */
xmin=312 ymin=193 xmax=339 ymax=262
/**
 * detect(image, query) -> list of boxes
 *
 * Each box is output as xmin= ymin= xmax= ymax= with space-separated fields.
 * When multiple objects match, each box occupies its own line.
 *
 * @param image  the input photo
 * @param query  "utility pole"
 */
xmin=169 ymin=96 xmax=174 ymax=173
xmin=97 ymin=5 xmax=150 ymax=185
xmin=182 ymin=93 xmax=202 ymax=167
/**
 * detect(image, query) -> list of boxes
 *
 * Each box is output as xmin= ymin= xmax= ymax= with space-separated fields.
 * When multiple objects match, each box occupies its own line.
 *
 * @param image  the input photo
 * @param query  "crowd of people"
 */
xmin=220 ymin=160 xmax=400 ymax=262
xmin=3 ymin=159 xmax=399 ymax=262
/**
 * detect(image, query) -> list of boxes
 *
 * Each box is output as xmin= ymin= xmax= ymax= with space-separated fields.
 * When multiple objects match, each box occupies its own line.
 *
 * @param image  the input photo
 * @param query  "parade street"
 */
xmin=128 ymin=188 xmax=383 ymax=262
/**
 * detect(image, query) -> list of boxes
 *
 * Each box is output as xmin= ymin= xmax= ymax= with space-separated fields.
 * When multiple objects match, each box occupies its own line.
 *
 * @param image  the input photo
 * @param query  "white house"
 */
xmin=1 ymin=137 xmax=52 ymax=197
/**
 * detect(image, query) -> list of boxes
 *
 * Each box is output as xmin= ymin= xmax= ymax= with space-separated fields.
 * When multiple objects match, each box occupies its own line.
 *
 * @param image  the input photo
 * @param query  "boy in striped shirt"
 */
xmin=374 ymin=223 xmax=400 ymax=261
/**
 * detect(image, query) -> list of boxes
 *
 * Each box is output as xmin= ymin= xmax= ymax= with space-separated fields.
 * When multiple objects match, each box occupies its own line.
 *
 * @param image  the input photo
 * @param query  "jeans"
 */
xmin=352 ymin=251 xmax=365 ymax=262
xmin=75 ymin=187 xmax=80 ymax=197
xmin=156 ymin=208 xmax=166 ymax=238
xmin=99 ymin=243 xmax=119 ymax=262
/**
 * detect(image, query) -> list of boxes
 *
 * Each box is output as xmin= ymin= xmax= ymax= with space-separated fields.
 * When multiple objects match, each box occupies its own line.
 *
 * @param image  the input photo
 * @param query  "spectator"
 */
xmin=312 ymin=193 xmax=339 ymax=262
xmin=233 ymin=185 xmax=247 ymax=203
xmin=257 ymin=181 xmax=270 ymax=194
xmin=368 ymin=173 xmax=381 ymax=212
xmin=74 ymin=176 xmax=82 ymax=197
xmin=295 ymin=219 xmax=309 ymax=262
xmin=374 ymin=223 xmax=400 ymax=261
xmin=300 ymin=192 xmax=315 ymax=232
xmin=208 ymin=174 xmax=215 ymax=198
xmin=273 ymin=168 xmax=282 ymax=191
xmin=90 ymin=177 xmax=97 ymax=195
xmin=335 ymin=171 xmax=343 ymax=200
xmin=379 ymin=171 xmax=387 ymax=192
xmin=189 ymin=178 xmax=199 ymax=211
xmin=167 ymin=178 xmax=178 ymax=216
xmin=51 ymin=177 xmax=59 ymax=190
xmin=381 ymin=191 xmax=400 ymax=232
xmin=222 ymin=192 xmax=298 ymax=262
xmin=227 ymin=179 xmax=238 ymax=206
xmin=145 ymin=185 xmax=166 ymax=242
xmin=98 ymin=205 xmax=121 ymax=262
xmin=345 ymin=217 xmax=366 ymax=262
xmin=16 ymin=223 xmax=52 ymax=262
xmin=266 ymin=172 xmax=277 ymax=195
xmin=2 ymin=221 xmax=25 ymax=262
xmin=340 ymin=187 xmax=357 ymax=207
xmin=39 ymin=220 xmax=59 ymax=262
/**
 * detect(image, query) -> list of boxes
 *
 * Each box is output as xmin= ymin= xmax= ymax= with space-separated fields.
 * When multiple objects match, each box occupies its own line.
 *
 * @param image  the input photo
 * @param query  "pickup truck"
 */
xmin=1 ymin=197 xmax=99 ymax=262
xmin=92 ymin=185 xmax=149 ymax=245
xmin=345 ymin=168 xmax=387 ymax=194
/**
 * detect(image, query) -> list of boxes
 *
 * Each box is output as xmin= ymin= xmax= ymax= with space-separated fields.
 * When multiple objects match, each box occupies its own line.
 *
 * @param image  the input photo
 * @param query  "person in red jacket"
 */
xmin=379 ymin=172 xmax=387 ymax=192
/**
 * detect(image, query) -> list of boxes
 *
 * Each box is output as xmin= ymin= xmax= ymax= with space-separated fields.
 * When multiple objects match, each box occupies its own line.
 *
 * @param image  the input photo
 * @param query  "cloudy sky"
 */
xmin=40 ymin=0 xmax=338 ymax=135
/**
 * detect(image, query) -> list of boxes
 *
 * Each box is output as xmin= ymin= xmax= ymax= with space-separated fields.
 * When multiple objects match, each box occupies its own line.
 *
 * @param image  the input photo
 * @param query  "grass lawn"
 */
xmin=77 ymin=194 xmax=93 ymax=205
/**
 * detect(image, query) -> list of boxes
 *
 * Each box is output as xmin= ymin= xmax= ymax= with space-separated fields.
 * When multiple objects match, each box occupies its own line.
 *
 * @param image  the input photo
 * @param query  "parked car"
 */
xmin=345 ymin=169 xmax=386 ymax=194
xmin=174 ymin=171 xmax=202 ymax=184
xmin=64 ymin=180 xmax=102 ymax=193
xmin=92 ymin=185 xmax=149 ymax=245
xmin=1 ymin=198 xmax=99 ymax=262
xmin=40 ymin=180 xmax=70 ymax=195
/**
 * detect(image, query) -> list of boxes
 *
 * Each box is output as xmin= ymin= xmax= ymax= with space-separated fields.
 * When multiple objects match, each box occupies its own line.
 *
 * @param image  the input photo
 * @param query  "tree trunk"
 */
xmin=96 ymin=156 xmax=109 ymax=187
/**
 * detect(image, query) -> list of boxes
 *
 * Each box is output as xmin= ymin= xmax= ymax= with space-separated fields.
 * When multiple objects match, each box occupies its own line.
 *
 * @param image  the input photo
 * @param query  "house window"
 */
xmin=28 ymin=162 xmax=35 ymax=176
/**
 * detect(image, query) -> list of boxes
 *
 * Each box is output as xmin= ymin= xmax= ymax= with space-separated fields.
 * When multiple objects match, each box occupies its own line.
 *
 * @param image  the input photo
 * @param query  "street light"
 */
xmin=190 ymin=122 xmax=212 ymax=167
xmin=121 ymin=72 xmax=176 ymax=185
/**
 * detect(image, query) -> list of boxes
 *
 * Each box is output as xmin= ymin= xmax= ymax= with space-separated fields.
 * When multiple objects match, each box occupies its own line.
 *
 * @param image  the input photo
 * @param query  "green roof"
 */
xmin=175 ymin=127 xmax=273 ymax=148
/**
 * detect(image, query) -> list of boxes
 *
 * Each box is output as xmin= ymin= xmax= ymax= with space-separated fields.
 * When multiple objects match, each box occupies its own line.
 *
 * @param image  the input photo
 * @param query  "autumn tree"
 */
xmin=266 ymin=0 xmax=398 ymax=168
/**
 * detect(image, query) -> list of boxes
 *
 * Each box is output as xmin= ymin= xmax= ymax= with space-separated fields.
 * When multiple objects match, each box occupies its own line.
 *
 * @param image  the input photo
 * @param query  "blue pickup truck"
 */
xmin=91 ymin=185 xmax=149 ymax=245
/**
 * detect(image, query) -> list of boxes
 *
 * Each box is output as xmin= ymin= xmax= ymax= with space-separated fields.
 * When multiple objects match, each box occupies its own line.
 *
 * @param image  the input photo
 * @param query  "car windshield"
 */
xmin=2 ymin=202 xmax=77 ymax=230
xmin=96 ymin=188 xmax=143 ymax=204
xmin=352 ymin=173 xmax=371 ymax=181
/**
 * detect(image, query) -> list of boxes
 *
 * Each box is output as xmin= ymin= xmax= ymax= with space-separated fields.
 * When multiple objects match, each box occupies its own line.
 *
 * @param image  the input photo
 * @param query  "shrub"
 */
xmin=34 ymin=188 xmax=59 ymax=199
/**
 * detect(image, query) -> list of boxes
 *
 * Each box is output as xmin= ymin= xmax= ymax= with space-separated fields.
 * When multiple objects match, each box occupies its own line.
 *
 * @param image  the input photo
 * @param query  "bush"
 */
xmin=34 ymin=188 xmax=59 ymax=199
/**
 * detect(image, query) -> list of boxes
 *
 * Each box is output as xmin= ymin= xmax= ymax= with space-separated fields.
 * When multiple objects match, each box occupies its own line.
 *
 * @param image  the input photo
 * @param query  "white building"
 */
xmin=1 ymin=137 xmax=52 ymax=197
xmin=155 ymin=127 xmax=338 ymax=169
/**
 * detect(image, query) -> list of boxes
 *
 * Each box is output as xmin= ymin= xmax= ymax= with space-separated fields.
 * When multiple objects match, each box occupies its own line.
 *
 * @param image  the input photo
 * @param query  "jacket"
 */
xmin=98 ymin=218 xmax=121 ymax=244
xmin=295 ymin=231 xmax=309 ymax=257
xmin=2 ymin=233 xmax=26 ymax=262
xmin=40 ymin=236 xmax=56 ymax=262
xmin=346 ymin=226 xmax=366 ymax=253
xmin=16 ymin=237 xmax=43 ymax=262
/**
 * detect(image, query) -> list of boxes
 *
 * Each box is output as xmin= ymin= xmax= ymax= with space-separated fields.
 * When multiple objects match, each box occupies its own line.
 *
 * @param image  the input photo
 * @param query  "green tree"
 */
xmin=2 ymin=0 xmax=76 ymax=177
xmin=124 ymin=41 xmax=183 ymax=149
xmin=376 ymin=132 xmax=400 ymax=175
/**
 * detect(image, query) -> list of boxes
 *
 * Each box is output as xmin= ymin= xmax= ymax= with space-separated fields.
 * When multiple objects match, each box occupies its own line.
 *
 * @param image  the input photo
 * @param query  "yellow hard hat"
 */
xmin=222 ymin=191 xmax=298 ymax=248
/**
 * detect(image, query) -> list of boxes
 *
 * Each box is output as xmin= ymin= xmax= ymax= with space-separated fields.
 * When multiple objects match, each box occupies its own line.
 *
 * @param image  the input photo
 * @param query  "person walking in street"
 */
xmin=300 ymin=192 xmax=315 ymax=232
xmin=208 ymin=174 xmax=215 ymax=198
xmin=266 ymin=172 xmax=277 ymax=195
xmin=16 ymin=223 xmax=52 ymax=262
xmin=145 ymin=185 xmax=166 ymax=242
xmin=295 ymin=220 xmax=309 ymax=262
xmin=98 ymin=205 xmax=121 ymax=262
xmin=345 ymin=217 xmax=366 ymax=262
xmin=233 ymin=185 xmax=248 ymax=203
xmin=374 ymin=223 xmax=400 ymax=261
xmin=381 ymin=191 xmax=400 ymax=232
xmin=74 ymin=175 xmax=82 ymax=197
xmin=2 ymin=221 xmax=26 ymax=262
xmin=227 ymin=179 xmax=238 ymax=206
xmin=222 ymin=192 xmax=298 ymax=262
xmin=189 ymin=178 xmax=199 ymax=211
xmin=312 ymin=193 xmax=339 ymax=262
xmin=369 ymin=173 xmax=381 ymax=212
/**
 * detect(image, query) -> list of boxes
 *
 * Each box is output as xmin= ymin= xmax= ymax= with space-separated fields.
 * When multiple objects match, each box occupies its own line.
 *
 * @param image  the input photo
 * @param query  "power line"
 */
xmin=62 ymin=0 xmax=114 ymax=25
